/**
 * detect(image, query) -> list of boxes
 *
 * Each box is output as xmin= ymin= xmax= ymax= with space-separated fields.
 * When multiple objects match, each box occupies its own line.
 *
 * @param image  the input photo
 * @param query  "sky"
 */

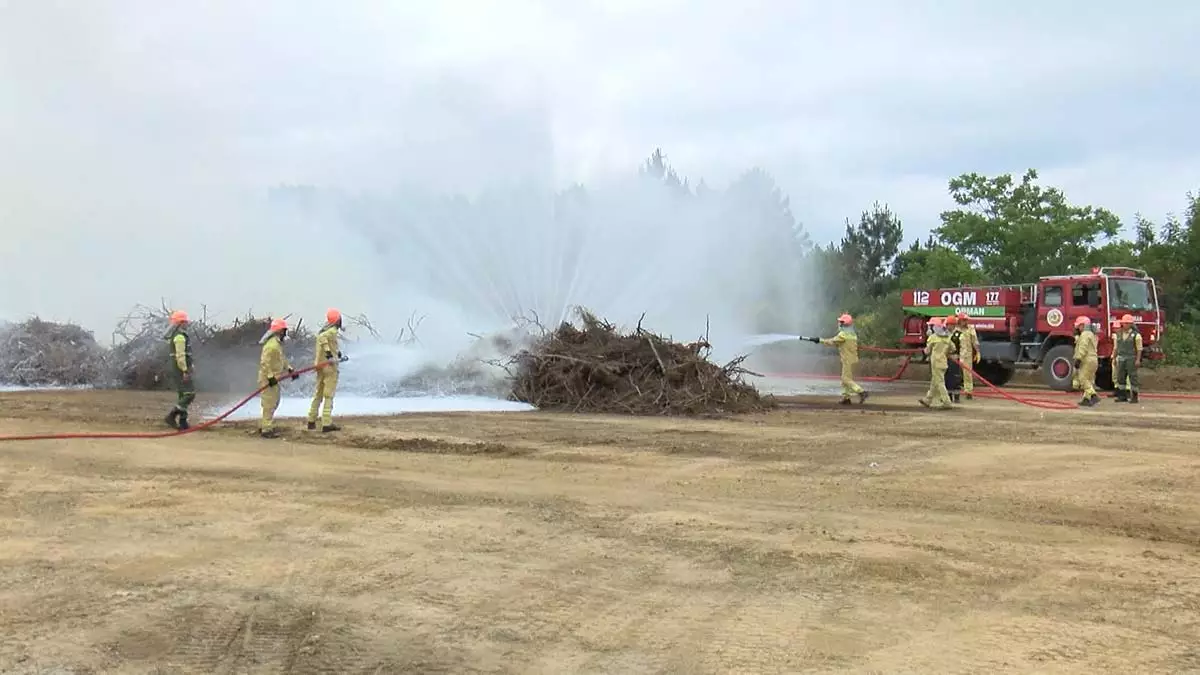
xmin=2 ymin=0 xmax=1198 ymax=335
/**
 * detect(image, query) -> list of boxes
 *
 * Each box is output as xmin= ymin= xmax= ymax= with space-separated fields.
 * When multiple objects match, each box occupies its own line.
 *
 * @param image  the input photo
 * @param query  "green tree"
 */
xmin=935 ymin=169 xmax=1122 ymax=283
xmin=891 ymin=237 xmax=984 ymax=290
xmin=840 ymin=202 xmax=904 ymax=299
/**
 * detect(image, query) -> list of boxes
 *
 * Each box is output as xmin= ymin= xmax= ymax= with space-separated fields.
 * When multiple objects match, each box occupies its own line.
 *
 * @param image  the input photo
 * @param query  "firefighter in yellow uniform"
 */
xmin=1106 ymin=319 xmax=1125 ymax=398
xmin=307 ymin=308 xmax=348 ymax=432
xmin=1072 ymin=316 xmax=1099 ymax=407
xmin=954 ymin=312 xmax=980 ymax=400
xmin=1111 ymin=314 xmax=1143 ymax=403
xmin=918 ymin=316 xmax=953 ymax=409
xmin=812 ymin=313 xmax=868 ymax=405
xmin=258 ymin=318 xmax=298 ymax=438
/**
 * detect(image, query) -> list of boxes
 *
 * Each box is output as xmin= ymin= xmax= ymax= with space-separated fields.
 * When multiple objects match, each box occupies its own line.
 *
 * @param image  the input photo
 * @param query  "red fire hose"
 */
xmin=0 ymin=360 xmax=334 ymax=442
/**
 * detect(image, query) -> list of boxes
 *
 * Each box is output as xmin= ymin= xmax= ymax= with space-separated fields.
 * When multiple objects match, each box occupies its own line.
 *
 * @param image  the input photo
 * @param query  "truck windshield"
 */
xmin=1107 ymin=278 xmax=1154 ymax=311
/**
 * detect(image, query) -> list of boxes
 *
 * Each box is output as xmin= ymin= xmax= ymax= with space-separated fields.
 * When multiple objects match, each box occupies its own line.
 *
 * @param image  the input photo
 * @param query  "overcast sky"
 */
xmin=2 ymin=0 xmax=1198 ymax=332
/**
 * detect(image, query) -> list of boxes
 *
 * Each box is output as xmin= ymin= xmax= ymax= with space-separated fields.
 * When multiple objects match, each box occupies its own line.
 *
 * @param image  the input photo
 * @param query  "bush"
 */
xmin=1160 ymin=322 xmax=1200 ymax=367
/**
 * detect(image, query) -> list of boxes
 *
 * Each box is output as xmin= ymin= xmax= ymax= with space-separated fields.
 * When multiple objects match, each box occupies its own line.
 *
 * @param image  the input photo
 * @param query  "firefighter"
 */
xmin=1106 ymin=319 xmax=1125 ymax=398
xmin=955 ymin=312 xmax=980 ymax=399
xmin=307 ymin=308 xmax=348 ymax=432
xmin=1111 ymin=314 xmax=1143 ymax=403
xmin=944 ymin=317 xmax=964 ymax=403
xmin=813 ymin=313 xmax=867 ymax=405
xmin=1073 ymin=316 xmax=1100 ymax=407
xmin=918 ymin=316 xmax=953 ymax=409
xmin=258 ymin=318 xmax=298 ymax=438
xmin=163 ymin=310 xmax=195 ymax=430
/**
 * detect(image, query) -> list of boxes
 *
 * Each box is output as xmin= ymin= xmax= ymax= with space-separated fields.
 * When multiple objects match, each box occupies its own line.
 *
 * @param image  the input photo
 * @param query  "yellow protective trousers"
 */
xmin=840 ymin=361 xmax=864 ymax=398
xmin=1078 ymin=357 xmax=1098 ymax=398
xmin=307 ymin=368 xmax=339 ymax=426
xmin=922 ymin=366 xmax=952 ymax=408
xmin=261 ymin=384 xmax=282 ymax=431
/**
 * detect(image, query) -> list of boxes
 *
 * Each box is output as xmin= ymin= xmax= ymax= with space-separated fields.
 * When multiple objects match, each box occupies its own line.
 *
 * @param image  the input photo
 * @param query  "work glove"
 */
xmin=973 ymin=353 xmax=980 ymax=364
xmin=267 ymin=376 xmax=278 ymax=387
xmin=1073 ymin=359 xmax=1081 ymax=369
xmin=324 ymin=351 xmax=334 ymax=360
xmin=288 ymin=367 xmax=299 ymax=381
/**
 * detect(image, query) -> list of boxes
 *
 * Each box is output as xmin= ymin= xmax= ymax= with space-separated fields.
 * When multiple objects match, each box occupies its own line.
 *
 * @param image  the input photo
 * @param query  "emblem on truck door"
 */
xmin=1046 ymin=309 xmax=1064 ymax=327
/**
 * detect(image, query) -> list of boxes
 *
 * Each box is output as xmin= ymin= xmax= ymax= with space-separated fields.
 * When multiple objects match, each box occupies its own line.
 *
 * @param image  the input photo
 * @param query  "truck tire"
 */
xmin=1095 ymin=361 xmax=1115 ymax=391
xmin=1041 ymin=344 xmax=1076 ymax=391
xmin=973 ymin=362 xmax=1014 ymax=387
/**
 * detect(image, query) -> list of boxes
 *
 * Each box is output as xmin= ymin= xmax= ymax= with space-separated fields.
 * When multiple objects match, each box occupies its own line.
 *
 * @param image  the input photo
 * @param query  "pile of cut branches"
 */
xmin=109 ymin=304 xmax=314 ymax=391
xmin=503 ymin=309 xmax=774 ymax=415
xmin=0 ymin=317 xmax=107 ymax=386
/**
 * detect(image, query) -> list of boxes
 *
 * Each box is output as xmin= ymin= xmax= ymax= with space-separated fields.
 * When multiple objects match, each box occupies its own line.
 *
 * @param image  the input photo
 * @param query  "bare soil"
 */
xmin=1 ymin=388 xmax=1198 ymax=674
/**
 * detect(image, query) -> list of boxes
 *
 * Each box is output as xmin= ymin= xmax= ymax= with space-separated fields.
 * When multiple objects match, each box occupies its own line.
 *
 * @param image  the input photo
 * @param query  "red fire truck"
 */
xmin=900 ymin=267 xmax=1166 ymax=390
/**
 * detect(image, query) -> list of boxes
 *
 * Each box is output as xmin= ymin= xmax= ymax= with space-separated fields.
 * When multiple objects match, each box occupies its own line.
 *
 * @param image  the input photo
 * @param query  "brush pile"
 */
xmin=505 ymin=309 xmax=774 ymax=415
xmin=108 ymin=305 xmax=315 ymax=391
xmin=0 ymin=318 xmax=107 ymax=386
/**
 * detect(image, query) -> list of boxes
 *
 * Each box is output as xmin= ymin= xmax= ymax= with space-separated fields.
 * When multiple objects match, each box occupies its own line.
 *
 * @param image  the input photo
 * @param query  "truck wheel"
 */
xmin=1041 ymin=344 xmax=1076 ymax=391
xmin=973 ymin=362 xmax=1014 ymax=387
xmin=1095 ymin=361 xmax=1115 ymax=391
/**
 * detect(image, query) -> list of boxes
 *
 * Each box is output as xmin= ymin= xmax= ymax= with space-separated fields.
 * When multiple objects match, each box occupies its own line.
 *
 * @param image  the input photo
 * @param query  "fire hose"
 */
xmin=780 ymin=341 xmax=1200 ymax=410
xmin=0 ymin=360 xmax=337 ymax=443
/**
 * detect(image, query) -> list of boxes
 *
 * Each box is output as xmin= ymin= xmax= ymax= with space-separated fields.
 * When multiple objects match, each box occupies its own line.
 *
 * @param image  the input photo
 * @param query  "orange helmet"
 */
xmin=837 ymin=313 xmax=853 ymax=326
xmin=1120 ymin=314 xmax=1134 ymax=324
xmin=269 ymin=318 xmax=288 ymax=333
xmin=928 ymin=316 xmax=945 ymax=327
xmin=326 ymin=308 xmax=342 ymax=324
xmin=955 ymin=311 xmax=969 ymax=322
xmin=1074 ymin=316 xmax=1091 ymax=327
xmin=169 ymin=310 xmax=189 ymax=325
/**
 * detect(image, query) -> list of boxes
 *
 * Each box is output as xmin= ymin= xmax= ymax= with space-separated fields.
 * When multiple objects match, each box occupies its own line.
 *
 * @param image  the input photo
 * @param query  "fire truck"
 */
xmin=900 ymin=267 xmax=1166 ymax=391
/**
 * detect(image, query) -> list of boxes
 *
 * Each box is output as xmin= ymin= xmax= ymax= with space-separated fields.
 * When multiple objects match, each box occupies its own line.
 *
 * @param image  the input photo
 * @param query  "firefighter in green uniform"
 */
xmin=163 ymin=310 xmax=195 ymax=430
xmin=918 ymin=316 xmax=953 ymax=409
xmin=1072 ymin=316 xmax=1100 ymax=407
xmin=1111 ymin=314 xmax=1143 ymax=403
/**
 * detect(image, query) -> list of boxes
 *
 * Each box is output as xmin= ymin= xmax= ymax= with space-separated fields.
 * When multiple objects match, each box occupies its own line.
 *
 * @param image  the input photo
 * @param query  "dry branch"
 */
xmin=504 ymin=308 xmax=774 ymax=416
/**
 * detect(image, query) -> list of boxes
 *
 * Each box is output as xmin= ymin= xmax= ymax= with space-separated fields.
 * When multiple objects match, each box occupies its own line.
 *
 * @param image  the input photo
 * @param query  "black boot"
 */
xmin=1114 ymin=389 xmax=1127 ymax=402
xmin=1130 ymin=391 xmax=1139 ymax=404
xmin=164 ymin=409 xmax=179 ymax=429
xmin=1090 ymin=393 xmax=1100 ymax=404
xmin=965 ymin=393 xmax=973 ymax=400
xmin=952 ymin=393 xmax=961 ymax=403
xmin=321 ymin=424 xmax=342 ymax=433
xmin=857 ymin=391 xmax=869 ymax=404
xmin=260 ymin=428 xmax=280 ymax=439
xmin=306 ymin=421 xmax=316 ymax=430
xmin=177 ymin=412 xmax=190 ymax=430
xmin=839 ymin=397 xmax=852 ymax=406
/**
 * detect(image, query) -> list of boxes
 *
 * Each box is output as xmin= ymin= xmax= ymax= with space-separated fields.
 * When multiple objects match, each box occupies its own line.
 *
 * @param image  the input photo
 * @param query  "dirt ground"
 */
xmin=1 ymin=388 xmax=1198 ymax=674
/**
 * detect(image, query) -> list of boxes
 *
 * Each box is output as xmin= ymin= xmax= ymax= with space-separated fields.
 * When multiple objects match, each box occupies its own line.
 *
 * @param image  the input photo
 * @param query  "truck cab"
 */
xmin=900 ymin=266 xmax=1165 ymax=391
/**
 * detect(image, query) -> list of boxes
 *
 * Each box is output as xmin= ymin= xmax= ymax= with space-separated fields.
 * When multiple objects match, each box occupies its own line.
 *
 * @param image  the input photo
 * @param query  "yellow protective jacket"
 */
xmin=314 ymin=324 xmax=340 ymax=369
xmin=959 ymin=326 xmax=980 ymax=359
xmin=820 ymin=329 xmax=859 ymax=365
xmin=258 ymin=334 xmax=292 ymax=385
xmin=925 ymin=333 xmax=951 ymax=370
xmin=1074 ymin=329 xmax=1098 ymax=361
